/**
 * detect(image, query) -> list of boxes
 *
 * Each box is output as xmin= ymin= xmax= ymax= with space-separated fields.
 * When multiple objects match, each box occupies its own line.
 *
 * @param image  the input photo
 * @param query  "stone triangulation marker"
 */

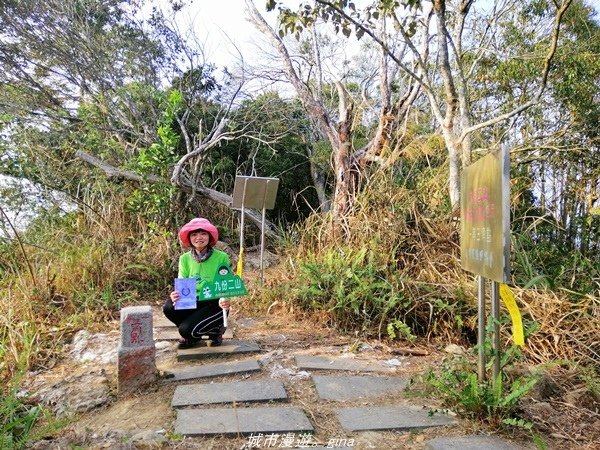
xmin=118 ymin=306 xmax=156 ymax=394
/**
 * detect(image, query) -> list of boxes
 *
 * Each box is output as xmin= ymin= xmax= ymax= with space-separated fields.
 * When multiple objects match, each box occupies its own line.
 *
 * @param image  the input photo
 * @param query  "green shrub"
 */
xmin=276 ymin=241 xmax=475 ymax=342
xmin=423 ymin=339 xmax=540 ymax=428
xmin=293 ymin=247 xmax=407 ymax=334
xmin=0 ymin=335 xmax=63 ymax=448
xmin=1 ymin=373 xmax=42 ymax=449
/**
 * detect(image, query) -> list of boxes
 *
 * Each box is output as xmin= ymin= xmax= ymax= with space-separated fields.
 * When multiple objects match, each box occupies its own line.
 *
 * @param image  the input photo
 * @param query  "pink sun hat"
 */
xmin=178 ymin=218 xmax=219 ymax=248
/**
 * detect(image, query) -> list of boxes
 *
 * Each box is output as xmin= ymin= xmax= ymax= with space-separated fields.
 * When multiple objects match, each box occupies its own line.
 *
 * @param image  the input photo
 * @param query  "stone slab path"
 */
xmin=171 ymin=379 xmax=288 ymax=407
xmin=154 ymin=328 xmax=182 ymax=341
xmin=152 ymin=309 xmax=523 ymax=449
xmin=312 ymin=374 xmax=408 ymax=401
xmin=425 ymin=435 xmax=520 ymax=450
xmin=175 ymin=406 xmax=314 ymax=436
xmin=166 ymin=359 xmax=261 ymax=381
xmin=153 ymin=313 xmax=173 ymax=328
xmin=176 ymin=340 xmax=261 ymax=361
xmin=295 ymin=354 xmax=396 ymax=373
xmin=335 ymin=406 xmax=457 ymax=432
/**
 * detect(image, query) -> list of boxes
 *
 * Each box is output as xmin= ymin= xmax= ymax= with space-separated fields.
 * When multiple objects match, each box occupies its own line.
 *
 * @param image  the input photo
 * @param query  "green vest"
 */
xmin=178 ymin=249 xmax=232 ymax=298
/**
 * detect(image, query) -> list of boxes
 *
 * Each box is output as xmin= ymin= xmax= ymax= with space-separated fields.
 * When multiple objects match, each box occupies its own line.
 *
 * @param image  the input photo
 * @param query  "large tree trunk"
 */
xmin=447 ymin=139 xmax=462 ymax=208
xmin=247 ymin=0 xmax=421 ymax=234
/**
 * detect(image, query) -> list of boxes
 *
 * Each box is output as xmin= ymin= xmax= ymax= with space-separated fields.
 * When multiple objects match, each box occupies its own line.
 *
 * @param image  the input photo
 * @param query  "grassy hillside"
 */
xmin=1 ymin=164 xmax=598 ymax=447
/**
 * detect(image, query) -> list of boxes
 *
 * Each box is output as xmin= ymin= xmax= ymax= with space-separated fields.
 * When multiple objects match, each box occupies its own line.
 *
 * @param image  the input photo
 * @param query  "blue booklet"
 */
xmin=174 ymin=278 xmax=197 ymax=310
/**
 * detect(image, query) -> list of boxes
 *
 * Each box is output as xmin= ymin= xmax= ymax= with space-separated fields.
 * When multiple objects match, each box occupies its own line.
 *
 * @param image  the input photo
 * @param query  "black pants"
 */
xmin=163 ymin=299 xmax=227 ymax=340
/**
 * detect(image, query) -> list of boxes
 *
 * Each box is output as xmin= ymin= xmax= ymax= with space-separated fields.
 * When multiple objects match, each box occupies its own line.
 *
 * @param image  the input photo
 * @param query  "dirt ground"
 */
xmin=23 ymin=266 xmax=600 ymax=450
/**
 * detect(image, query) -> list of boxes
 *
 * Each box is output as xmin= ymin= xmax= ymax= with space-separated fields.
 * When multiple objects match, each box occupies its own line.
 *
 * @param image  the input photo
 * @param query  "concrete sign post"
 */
xmin=232 ymin=176 xmax=279 ymax=282
xmin=460 ymin=146 xmax=510 ymax=382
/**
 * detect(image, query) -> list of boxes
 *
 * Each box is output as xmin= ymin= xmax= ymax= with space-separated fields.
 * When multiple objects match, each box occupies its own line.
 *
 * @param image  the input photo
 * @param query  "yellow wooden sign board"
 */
xmin=460 ymin=149 xmax=510 ymax=283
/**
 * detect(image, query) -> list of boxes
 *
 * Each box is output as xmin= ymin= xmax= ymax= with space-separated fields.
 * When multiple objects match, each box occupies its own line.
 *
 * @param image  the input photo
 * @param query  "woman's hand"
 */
xmin=170 ymin=290 xmax=180 ymax=304
xmin=218 ymin=298 xmax=230 ymax=310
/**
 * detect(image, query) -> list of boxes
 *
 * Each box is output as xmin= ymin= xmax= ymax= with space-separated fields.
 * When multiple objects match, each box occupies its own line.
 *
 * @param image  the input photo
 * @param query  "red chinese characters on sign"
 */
xmin=127 ymin=318 xmax=145 ymax=345
xmin=460 ymin=149 xmax=509 ymax=283
xmin=464 ymin=187 xmax=496 ymax=223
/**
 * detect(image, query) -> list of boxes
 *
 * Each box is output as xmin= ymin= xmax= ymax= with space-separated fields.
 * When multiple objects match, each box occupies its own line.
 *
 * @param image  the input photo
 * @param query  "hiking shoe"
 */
xmin=177 ymin=337 xmax=200 ymax=349
xmin=208 ymin=334 xmax=223 ymax=347
xmin=208 ymin=327 xmax=226 ymax=347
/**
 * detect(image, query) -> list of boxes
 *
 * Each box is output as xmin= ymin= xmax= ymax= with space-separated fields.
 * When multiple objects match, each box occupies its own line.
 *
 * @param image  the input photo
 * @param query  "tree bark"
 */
xmin=248 ymin=0 xmax=422 ymax=228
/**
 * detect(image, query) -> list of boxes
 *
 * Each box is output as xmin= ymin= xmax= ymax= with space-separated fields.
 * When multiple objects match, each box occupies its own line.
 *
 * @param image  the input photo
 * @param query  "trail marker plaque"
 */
xmin=460 ymin=148 xmax=510 ymax=283
xmin=232 ymin=176 xmax=279 ymax=210
xmin=460 ymin=146 xmax=511 ymax=382
xmin=232 ymin=176 xmax=279 ymax=282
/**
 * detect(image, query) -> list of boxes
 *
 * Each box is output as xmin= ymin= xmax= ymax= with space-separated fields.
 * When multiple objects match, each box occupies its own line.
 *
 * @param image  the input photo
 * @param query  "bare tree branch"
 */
xmin=458 ymin=0 xmax=574 ymax=142
xmin=246 ymin=0 xmax=340 ymax=148
xmin=75 ymin=150 xmax=279 ymax=238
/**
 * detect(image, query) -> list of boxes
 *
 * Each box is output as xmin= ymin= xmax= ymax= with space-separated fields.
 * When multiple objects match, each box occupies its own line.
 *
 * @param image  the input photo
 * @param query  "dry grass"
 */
xmin=0 ymin=193 xmax=176 ymax=383
xmin=257 ymin=168 xmax=600 ymax=368
xmin=517 ymin=289 xmax=599 ymax=363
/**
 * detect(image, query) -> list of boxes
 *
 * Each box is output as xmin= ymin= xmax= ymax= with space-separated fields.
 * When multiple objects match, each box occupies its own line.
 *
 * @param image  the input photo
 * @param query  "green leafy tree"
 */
xmin=0 ymin=0 xmax=187 ymax=219
xmin=209 ymin=92 xmax=321 ymax=225
xmin=261 ymin=0 xmax=575 ymax=213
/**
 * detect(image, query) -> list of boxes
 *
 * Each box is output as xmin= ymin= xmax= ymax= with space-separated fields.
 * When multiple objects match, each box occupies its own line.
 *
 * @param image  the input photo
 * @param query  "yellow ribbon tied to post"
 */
xmin=499 ymin=283 xmax=525 ymax=346
xmin=236 ymin=247 xmax=244 ymax=277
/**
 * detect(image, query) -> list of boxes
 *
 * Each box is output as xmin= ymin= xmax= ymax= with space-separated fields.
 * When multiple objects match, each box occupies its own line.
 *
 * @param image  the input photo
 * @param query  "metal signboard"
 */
xmin=232 ymin=176 xmax=279 ymax=210
xmin=232 ymin=175 xmax=280 ymax=283
xmin=460 ymin=148 xmax=510 ymax=283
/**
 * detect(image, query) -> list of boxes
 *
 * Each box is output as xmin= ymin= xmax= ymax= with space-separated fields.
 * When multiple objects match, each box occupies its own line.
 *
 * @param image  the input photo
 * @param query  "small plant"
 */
xmin=292 ymin=247 xmax=398 ymax=333
xmin=420 ymin=323 xmax=551 ymax=447
xmin=579 ymin=364 xmax=600 ymax=399
xmin=423 ymin=342 xmax=540 ymax=428
xmin=0 ymin=345 xmax=64 ymax=449
xmin=386 ymin=319 xmax=416 ymax=342
xmin=0 ymin=397 xmax=40 ymax=449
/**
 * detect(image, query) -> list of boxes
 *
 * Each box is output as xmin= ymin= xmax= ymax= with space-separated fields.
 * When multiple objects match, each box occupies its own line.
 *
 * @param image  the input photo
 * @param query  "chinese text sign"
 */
xmin=460 ymin=149 xmax=510 ymax=283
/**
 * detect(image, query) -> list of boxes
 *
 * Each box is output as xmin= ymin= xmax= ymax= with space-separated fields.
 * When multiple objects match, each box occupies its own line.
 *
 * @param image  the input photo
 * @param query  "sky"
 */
xmin=2 ymin=1 xmax=277 ymax=234
xmin=162 ymin=0 xmax=364 ymax=96
xmin=167 ymin=0 xmax=281 ymax=69
xmin=170 ymin=0 xmax=600 ymax=83
xmin=174 ymin=0 xmax=600 ymax=68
